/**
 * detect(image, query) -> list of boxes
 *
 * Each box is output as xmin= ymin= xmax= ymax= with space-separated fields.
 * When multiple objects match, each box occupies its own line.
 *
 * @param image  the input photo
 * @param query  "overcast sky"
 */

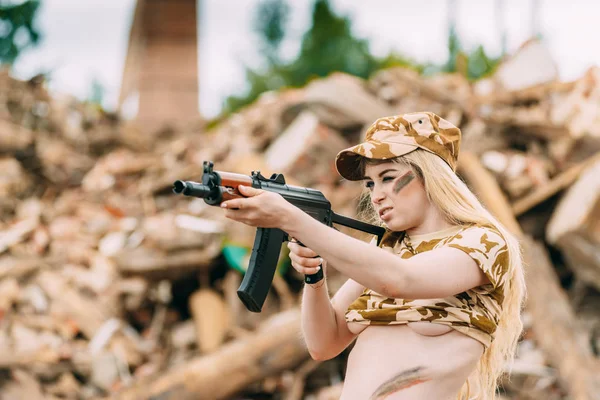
xmin=10 ymin=0 xmax=600 ymax=118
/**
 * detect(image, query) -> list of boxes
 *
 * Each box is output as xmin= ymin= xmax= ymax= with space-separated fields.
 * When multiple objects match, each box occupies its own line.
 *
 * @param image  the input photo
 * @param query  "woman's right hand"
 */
xmin=287 ymin=241 xmax=326 ymax=276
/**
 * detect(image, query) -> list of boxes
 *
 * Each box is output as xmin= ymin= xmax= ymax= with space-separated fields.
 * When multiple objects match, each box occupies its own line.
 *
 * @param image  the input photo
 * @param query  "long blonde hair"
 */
xmin=356 ymin=149 xmax=526 ymax=400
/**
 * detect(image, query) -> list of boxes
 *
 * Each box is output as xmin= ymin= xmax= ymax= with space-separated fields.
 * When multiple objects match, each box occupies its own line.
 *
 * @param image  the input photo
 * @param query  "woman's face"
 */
xmin=363 ymin=162 xmax=430 ymax=231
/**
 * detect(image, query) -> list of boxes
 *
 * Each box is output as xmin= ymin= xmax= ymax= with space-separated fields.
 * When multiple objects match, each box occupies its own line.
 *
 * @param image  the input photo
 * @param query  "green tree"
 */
xmin=253 ymin=0 xmax=289 ymax=65
xmin=0 ymin=0 xmax=41 ymax=65
xmin=439 ymin=27 xmax=500 ymax=81
xmin=87 ymin=77 xmax=105 ymax=107
xmin=422 ymin=0 xmax=501 ymax=81
xmin=222 ymin=0 xmax=499 ymax=117
xmin=444 ymin=25 xmax=461 ymax=73
xmin=223 ymin=0 xmax=419 ymax=115
xmin=280 ymin=0 xmax=379 ymax=86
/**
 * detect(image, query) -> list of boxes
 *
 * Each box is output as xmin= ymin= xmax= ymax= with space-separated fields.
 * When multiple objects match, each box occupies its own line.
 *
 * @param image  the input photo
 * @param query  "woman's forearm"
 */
xmin=282 ymin=206 xmax=406 ymax=298
xmin=301 ymin=279 xmax=339 ymax=359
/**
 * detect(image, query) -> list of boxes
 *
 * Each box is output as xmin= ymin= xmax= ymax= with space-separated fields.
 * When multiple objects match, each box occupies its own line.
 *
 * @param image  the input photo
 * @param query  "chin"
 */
xmin=385 ymin=211 xmax=422 ymax=231
xmin=382 ymin=219 xmax=411 ymax=232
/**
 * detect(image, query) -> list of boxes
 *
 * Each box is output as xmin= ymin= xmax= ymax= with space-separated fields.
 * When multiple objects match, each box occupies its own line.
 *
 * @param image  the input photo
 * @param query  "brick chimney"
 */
xmin=118 ymin=0 xmax=199 ymax=132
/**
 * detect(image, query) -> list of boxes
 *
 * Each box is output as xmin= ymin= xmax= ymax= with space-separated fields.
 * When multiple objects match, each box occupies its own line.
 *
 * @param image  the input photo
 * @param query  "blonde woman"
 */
xmin=220 ymin=112 xmax=526 ymax=400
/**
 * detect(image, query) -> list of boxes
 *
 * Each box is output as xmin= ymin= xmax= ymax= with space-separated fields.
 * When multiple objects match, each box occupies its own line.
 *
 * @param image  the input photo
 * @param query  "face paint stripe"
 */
xmin=369 ymin=366 xmax=430 ymax=400
xmin=393 ymin=171 xmax=415 ymax=194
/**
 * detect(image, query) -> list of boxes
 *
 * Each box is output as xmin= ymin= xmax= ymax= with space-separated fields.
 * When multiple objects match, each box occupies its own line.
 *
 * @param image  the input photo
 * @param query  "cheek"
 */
xmin=392 ymin=184 xmax=427 ymax=211
xmin=392 ymin=198 xmax=420 ymax=218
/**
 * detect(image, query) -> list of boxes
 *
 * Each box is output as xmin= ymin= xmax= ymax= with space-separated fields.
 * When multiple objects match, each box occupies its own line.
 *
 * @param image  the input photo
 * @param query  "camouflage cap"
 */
xmin=335 ymin=111 xmax=461 ymax=181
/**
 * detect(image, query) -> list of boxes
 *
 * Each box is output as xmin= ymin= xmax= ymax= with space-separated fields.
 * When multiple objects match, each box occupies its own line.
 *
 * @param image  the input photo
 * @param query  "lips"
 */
xmin=378 ymin=207 xmax=393 ymax=218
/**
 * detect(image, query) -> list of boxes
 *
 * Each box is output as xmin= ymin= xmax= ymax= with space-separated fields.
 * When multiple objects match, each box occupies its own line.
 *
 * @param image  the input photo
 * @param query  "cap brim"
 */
xmin=335 ymin=141 xmax=419 ymax=181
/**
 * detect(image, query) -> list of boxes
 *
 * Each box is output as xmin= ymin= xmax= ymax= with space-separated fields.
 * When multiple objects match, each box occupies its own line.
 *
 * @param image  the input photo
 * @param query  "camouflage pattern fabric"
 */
xmin=345 ymin=224 xmax=509 ymax=348
xmin=335 ymin=111 xmax=461 ymax=181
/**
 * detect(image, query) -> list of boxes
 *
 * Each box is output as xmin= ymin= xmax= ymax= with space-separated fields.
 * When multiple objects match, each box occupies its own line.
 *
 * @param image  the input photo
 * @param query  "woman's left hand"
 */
xmin=220 ymin=185 xmax=295 ymax=229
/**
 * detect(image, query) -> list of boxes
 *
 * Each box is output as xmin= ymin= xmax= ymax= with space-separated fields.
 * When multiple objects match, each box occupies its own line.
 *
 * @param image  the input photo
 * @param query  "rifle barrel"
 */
xmin=172 ymin=180 xmax=212 ymax=197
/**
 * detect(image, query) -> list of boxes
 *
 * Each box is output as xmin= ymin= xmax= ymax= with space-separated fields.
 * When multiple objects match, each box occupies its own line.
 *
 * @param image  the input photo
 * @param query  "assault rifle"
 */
xmin=173 ymin=161 xmax=385 ymax=313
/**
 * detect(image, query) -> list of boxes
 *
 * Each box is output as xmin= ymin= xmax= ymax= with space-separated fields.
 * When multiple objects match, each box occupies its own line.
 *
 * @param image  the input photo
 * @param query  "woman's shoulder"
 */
xmin=444 ymin=223 xmax=506 ymax=248
xmin=443 ymin=223 xmax=510 ymax=290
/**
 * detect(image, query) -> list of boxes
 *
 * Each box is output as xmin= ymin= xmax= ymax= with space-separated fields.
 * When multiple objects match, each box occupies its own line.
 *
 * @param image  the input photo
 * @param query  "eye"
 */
xmin=418 ymin=119 xmax=423 ymax=124
xmin=365 ymin=177 xmax=393 ymax=190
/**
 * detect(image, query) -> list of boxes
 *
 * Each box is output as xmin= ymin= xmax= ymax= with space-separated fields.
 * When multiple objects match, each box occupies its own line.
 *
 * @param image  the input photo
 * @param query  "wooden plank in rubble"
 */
xmin=512 ymin=152 xmax=600 ymax=217
xmin=557 ymin=229 xmax=600 ymax=292
xmin=115 ymin=308 xmax=308 ymax=400
xmin=545 ymin=157 xmax=600 ymax=244
xmin=303 ymin=72 xmax=396 ymax=129
xmin=458 ymin=151 xmax=600 ymax=400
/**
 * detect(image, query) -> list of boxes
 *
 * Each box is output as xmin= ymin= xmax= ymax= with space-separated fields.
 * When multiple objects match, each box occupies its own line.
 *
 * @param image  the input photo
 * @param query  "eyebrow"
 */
xmin=362 ymin=168 xmax=399 ymax=181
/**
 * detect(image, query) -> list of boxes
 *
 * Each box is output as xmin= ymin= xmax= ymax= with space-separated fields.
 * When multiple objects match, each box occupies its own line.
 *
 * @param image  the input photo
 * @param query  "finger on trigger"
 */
xmin=304 ymin=248 xmax=318 ymax=257
xmin=301 ymin=257 xmax=320 ymax=268
xmin=288 ymin=252 xmax=299 ymax=264
xmin=309 ymin=266 xmax=321 ymax=274
xmin=296 ymin=245 xmax=313 ymax=257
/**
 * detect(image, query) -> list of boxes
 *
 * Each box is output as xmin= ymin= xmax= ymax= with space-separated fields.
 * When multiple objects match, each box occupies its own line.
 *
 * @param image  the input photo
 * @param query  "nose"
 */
xmin=371 ymin=186 xmax=386 ymax=205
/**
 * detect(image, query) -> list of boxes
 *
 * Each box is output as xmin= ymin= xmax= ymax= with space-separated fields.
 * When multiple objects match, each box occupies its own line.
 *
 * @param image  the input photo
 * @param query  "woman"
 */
xmin=220 ymin=112 xmax=526 ymax=400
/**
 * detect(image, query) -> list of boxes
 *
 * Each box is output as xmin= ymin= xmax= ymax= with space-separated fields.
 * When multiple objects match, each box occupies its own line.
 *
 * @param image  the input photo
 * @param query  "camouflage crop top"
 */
xmin=345 ymin=224 xmax=509 ymax=348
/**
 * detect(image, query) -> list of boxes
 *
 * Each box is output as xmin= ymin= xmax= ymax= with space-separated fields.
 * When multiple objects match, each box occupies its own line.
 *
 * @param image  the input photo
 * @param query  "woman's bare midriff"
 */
xmin=340 ymin=322 xmax=484 ymax=400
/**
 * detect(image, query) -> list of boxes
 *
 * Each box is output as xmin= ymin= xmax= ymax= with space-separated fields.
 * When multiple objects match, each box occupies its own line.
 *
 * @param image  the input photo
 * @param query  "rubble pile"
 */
xmin=1 ymin=40 xmax=599 ymax=399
